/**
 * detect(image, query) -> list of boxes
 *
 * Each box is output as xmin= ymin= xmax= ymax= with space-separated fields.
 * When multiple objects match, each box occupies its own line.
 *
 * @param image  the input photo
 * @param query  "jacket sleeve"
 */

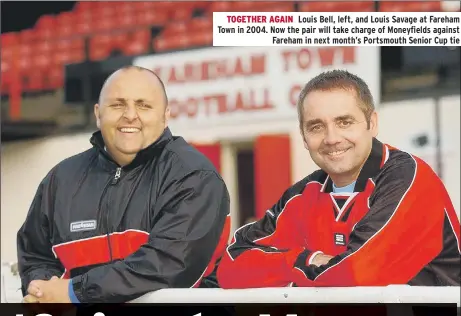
xmin=70 ymin=170 xmax=230 ymax=303
xmin=17 ymin=170 xmax=65 ymax=295
xmin=217 ymin=180 xmax=313 ymax=288
xmin=292 ymin=155 xmax=448 ymax=286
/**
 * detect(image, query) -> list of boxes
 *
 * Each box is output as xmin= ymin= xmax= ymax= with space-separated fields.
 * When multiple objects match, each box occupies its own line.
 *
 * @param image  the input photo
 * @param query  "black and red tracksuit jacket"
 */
xmin=218 ymin=138 xmax=460 ymax=288
xmin=17 ymin=127 xmax=231 ymax=303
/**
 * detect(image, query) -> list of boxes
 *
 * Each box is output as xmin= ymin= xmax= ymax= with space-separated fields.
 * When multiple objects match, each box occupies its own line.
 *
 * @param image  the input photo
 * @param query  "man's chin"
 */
xmin=115 ymin=145 xmax=143 ymax=155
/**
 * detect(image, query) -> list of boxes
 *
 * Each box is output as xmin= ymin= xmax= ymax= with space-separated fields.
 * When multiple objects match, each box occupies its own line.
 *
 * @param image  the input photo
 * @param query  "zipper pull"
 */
xmin=112 ymin=167 xmax=122 ymax=185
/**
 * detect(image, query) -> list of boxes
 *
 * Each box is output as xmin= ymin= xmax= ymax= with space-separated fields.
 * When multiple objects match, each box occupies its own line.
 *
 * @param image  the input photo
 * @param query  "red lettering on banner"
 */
xmin=169 ymin=89 xmax=274 ymax=120
xmin=281 ymin=47 xmax=356 ymax=72
xmin=153 ymin=55 xmax=266 ymax=84
xmin=290 ymin=85 xmax=302 ymax=107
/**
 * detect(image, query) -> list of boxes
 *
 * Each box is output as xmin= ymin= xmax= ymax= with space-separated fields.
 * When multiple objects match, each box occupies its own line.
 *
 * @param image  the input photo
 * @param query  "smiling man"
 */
xmin=18 ymin=66 xmax=231 ymax=303
xmin=217 ymin=70 xmax=460 ymax=288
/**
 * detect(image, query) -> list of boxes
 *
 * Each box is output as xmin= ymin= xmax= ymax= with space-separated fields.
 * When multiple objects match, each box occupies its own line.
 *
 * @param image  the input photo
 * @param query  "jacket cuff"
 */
xmin=68 ymin=279 xmax=80 ymax=303
xmin=284 ymin=247 xmax=307 ymax=276
xmin=291 ymin=249 xmax=322 ymax=283
xmin=71 ymin=275 xmax=85 ymax=303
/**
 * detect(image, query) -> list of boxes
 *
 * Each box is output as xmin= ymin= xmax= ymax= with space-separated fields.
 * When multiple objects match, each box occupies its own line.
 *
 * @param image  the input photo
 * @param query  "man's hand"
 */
xmin=27 ymin=276 xmax=71 ymax=303
xmin=311 ymin=253 xmax=334 ymax=267
xmin=22 ymin=294 xmax=40 ymax=303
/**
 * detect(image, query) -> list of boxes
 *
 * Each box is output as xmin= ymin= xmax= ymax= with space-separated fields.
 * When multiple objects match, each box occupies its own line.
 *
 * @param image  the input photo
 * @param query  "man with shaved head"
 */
xmin=17 ymin=66 xmax=231 ymax=303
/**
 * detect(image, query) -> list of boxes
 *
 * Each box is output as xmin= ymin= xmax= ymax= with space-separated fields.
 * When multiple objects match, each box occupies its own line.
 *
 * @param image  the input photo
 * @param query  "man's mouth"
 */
xmin=325 ymin=148 xmax=349 ymax=156
xmin=118 ymin=127 xmax=141 ymax=133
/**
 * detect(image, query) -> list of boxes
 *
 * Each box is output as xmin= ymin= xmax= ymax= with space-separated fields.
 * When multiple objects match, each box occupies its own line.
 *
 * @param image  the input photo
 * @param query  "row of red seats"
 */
xmin=1 ymin=16 xmax=213 ymax=66
xmin=2 ymin=0 xmax=444 ymax=47
xmin=0 ymin=0 xmax=447 ymax=95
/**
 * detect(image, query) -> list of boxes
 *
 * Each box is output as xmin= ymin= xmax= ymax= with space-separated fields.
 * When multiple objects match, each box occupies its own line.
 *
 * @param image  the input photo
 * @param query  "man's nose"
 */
xmin=123 ymin=105 xmax=138 ymax=121
xmin=323 ymin=125 xmax=342 ymax=145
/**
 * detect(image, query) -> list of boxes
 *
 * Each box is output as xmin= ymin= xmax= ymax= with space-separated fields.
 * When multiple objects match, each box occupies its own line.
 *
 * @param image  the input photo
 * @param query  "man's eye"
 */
xmin=111 ymin=103 xmax=124 ymax=108
xmin=309 ymin=125 xmax=322 ymax=132
xmin=338 ymin=120 xmax=353 ymax=127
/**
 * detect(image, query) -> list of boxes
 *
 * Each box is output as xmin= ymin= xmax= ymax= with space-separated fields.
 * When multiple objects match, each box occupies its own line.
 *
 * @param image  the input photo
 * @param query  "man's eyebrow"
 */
xmin=134 ymin=99 xmax=153 ymax=103
xmin=105 ymin=98 xmax=154 ymax=103
xmin=304 ymin=119 xmax=323 ymax=128
xmin=335 ymin=115 xmax=356 ymax=121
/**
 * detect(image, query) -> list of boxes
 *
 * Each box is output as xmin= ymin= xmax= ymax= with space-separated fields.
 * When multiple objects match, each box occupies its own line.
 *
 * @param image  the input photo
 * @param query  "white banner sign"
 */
xmin=133 ymin=46 xmax=379 ymax=129
xmin=213 ymin=12 xmax=461 ymax=47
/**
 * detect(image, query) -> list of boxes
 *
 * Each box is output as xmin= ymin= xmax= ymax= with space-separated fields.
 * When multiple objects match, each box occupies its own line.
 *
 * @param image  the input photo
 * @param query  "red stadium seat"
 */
xmin=152 ymin=2 xmax=175 ymax=11
xmin=232 ymin=1 xmax=273 ymax=11
xmin=209 ymin=1 xmax=233 ymax=12
xmin=188 ymin=17 xmax=213 ymax=32
xmin=1 ymin=70 xmax=10 ymax=95
xmin=188 ymin=30 xmax=213 ymax=47
xmin=18 ymin=43 xmax=33 ymax=55
xmin=74 ymin=1 xmax=98 ymax=13
xmin=1 ymin=46 xmax=13 ymax=67
xmin=54 ymin=39 xmax=85 ymax=66
xmin=34 ymin=41 xmax=54 ymax=55
xmin=93 ymin=2 xmax=115 ymax=15
xmin=137 ymin=11 xmax=169 ymax=27
xmin=110 ymin=31 xmax=129 ymax=49
xmin=35 ymin=15 xmax=56 ymax=39
xmin=56 ymin=12 xmax=75 ymax=27
xmin=18 ymin=29 xmax=35 ymax=43
xmin=35 ymin=26 xmax=54 ymax=40
xmin=300 ymin=1 xmax=374 ymax=12
xmin=18 ymin=55 xmax=33 ymax=74
xmin=24 ymin=72 xmax=44 ymax=92
xmin=163 ymin=22 xmax=188 ymax=36
xmin=35 ymin=15 xmax=56 ymax=28
xmin=154 ymin=27 xmax=212 ymax=52
xmin=380 ymin=1 xmax=441 ymax=12
xmin=46 ymin=66 xmax=64 ymax=90
xmin=55 ymin=12 xmax=80 ymax=38
xmin=132 ymin=1 xmax=156 ymax=12
xmin=33 ymin=52 xmax=52 ymax=70
xmin=113 ymin=1 xmax=135 ymax=15
xmin=74 ymin=12 xmax=92 ymax=36
xmin=154 ymin=33 xmax=188 ymax=52
xmin=118 ymin=12 xmax=138 ymax=30
xmin=93 ymin=15 xmax=118 ymax=33
xmin=89 ymin=34 xmax=114 ymax=61
xmin=259 ymin=2 xmax=296 ymax=12
xmin=1 ymin=32 xmax=19 ymax=47
xmin=170 ymin=8 xmax=193 ymax=21
xmin=123 ymin=29 xmax=151 ymax=56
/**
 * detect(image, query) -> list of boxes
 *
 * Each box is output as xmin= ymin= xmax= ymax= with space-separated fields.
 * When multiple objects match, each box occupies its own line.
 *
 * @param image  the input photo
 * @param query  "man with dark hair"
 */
xmin=217 ymin=70 xmax=460 ymax=288
xmin=18 ymin=66 xmax=231 ymax=303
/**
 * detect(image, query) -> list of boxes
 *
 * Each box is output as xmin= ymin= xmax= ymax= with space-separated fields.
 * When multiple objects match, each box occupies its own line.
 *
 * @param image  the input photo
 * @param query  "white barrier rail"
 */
xmin=131 ymin=286 xmax=461 ymax=306
xmin=3 ymin=263 xmax=460 ymax=306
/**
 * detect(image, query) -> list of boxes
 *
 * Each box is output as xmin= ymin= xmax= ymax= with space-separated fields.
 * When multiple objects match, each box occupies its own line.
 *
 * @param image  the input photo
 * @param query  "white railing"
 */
xmin=3 ymin=262 xmax=460 ymax=307
xmin=131 ymin=286 xmax=461 ymax=305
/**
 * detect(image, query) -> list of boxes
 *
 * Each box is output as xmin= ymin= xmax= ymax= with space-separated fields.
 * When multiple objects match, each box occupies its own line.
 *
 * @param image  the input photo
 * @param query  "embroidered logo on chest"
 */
xmin=334 ymin=233 xmax=346 ymax=246
xmin=70 ymin=220 xmax=97 ymax=232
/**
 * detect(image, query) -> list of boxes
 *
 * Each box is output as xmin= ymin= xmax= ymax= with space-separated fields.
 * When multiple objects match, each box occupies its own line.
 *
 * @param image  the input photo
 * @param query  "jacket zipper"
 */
xmin=101 ymin=167 xmax=122 ymax=262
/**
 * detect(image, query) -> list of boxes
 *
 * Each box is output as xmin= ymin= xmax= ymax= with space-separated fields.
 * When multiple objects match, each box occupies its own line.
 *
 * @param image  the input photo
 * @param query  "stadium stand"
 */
xmin=0 ymin=0 xmax=456 ymax=97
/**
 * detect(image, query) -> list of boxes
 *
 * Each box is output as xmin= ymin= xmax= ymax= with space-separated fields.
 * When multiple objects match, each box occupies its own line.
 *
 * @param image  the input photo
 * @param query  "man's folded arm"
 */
xmin=70 ymin=170 xmax=230 ymax=303
xmin=217 ymin=180 xmax=312 ymax=289
xmin=292 ymin=156 xmax=448 ymax=286
xmin=17 ymin=171 xmax=65 ymax=296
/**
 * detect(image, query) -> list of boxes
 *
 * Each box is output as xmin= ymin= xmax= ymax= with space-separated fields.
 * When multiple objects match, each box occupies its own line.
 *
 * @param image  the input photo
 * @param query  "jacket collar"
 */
xmin=322 ymin=137 xmax=387 ymax=193
xmin=90 ymin=127 xmax=173 ymax=171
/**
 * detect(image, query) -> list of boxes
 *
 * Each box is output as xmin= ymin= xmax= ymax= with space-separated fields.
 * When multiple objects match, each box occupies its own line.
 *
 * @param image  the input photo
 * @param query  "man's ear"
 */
xmin=164 ymin=105 xmax=170 ymax=126
xmin=369 ymin=111 xmax=378 ymax=137
xmin=94 ymin=104 xmax=101 ymax=129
